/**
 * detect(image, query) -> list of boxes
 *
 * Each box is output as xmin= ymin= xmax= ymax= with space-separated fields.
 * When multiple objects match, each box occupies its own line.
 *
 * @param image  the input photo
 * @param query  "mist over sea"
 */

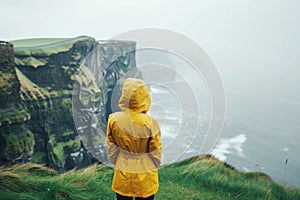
xmin=149 ymin=83 xmax=300 ymax=188
xmin=137 ymin=49 xmax=300 ymax=189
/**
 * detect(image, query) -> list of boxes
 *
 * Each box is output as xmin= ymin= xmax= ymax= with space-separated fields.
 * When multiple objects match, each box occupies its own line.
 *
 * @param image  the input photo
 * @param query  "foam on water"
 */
xmin=211 ymin=134 xmax=247 ymax=161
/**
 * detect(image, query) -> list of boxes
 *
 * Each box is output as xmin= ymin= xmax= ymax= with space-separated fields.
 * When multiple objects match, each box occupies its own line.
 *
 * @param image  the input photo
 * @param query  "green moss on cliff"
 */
xmin=49 ymin=134 xmax=81 ymax=162
xmin=62 ymin=130 xmax=73 ymax=137
xmin=31 ymin=152 xmax=46 ymax=164
xmin=0 ymin=73 xmax=16 ymax=96
xmin=15 ymin=68 xmax=50 ymax=100
xmin=0 ymin=108 xmax=30 ymax=124
xmin=1 ymin=130 xmax=34 ymax=161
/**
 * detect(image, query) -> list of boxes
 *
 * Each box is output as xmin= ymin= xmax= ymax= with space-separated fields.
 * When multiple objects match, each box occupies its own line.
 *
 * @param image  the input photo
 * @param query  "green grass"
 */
xmin=10 ymin=36 xmax=95 ymax=57
xmin=10 ymin=38 xmax=70 ymax=48
xmin=0 ymin=155 xmax=299 ymax=200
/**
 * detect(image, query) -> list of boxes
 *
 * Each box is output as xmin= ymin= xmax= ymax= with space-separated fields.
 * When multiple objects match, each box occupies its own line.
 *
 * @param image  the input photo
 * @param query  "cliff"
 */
xmin=0 ymin=36 xmax=137 ymax=171
xmin=0 ymin=41 xmax=33 ymax=165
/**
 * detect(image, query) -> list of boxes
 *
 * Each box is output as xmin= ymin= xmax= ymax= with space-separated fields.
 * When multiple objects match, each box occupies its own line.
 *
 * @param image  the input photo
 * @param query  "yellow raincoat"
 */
xmin=106 ymin=78 xmax=162 ymax=198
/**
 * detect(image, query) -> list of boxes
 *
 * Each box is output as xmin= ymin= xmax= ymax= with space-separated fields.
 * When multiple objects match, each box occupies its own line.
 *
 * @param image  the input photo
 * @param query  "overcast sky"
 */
xmin=1 ymin=0 xmax=300 ymax=102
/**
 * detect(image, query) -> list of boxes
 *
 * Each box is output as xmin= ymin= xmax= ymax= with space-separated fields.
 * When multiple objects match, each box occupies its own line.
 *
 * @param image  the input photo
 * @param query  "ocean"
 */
xmin=148 ymin=82 xmax=300 ymax=189
xmin=136 ymin=48 xmax=300 ymax=189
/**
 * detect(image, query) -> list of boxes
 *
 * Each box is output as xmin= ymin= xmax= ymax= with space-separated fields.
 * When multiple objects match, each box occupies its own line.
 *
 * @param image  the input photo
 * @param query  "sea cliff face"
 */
xmin=0 ymin=36 xmax=137 ymax=171
xmin=0 ymin=41 xmax=33 ymax=165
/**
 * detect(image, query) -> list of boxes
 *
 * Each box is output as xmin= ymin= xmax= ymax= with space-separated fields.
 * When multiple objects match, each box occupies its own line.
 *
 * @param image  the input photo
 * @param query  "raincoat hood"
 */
xmin=118 ymin=78 xmax=151 ymax=113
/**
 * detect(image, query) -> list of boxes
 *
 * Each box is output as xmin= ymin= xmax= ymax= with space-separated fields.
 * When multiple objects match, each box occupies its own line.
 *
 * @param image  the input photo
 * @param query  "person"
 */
xmin=106 ymin=78 xmax=162 ymax=200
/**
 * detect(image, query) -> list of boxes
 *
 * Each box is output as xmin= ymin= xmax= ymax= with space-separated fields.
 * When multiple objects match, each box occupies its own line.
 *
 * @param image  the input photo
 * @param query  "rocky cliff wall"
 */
xmin=0 ymin=41 xmax=20 ymax=107
xmin=0 ymin=41 xmax=33 ymax=165
xmin=0 ymin=36 xmax=137 ymax=171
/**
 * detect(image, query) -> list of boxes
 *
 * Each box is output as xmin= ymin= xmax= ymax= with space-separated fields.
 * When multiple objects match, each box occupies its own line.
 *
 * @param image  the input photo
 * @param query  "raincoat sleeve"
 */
xmin=106 ymin=114 xmax=119 ymax=165
xmin=148 ymin=120 xmax=162 ymax=168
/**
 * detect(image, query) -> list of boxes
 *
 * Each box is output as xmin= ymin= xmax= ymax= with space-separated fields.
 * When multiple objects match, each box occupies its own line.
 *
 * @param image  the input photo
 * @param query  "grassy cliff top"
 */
xmin=10 ymin=38 xmax=69 ymax=48
xmin=0 ymin=155 xmax=299 ymax=200
xmin=10 ymin=36 xmax=94 ymax=48
xmin=10 ymin=36 xmax=95 ymax=56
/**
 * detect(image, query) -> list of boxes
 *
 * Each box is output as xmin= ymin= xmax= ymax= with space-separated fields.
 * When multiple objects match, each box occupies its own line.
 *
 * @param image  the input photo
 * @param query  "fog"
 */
xmin=1 ymin=0 xmax=300 ymax=187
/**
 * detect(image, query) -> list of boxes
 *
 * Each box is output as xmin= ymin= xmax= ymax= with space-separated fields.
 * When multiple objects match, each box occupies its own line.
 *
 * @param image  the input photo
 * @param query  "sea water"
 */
xmin=136 ymin=49 xmax=300 ymax=189
xmin=148 ymin=82 xmax=300 ymax=189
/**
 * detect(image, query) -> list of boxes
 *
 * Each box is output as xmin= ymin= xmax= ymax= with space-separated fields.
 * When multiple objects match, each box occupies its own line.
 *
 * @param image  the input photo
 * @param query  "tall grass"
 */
xmin=0 ymin=155 xmax=299 ymax=200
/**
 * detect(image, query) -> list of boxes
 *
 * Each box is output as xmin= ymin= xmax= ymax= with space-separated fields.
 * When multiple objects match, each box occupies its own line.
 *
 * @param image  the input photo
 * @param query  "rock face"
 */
xmin=0 ymin=41 xmax=20 ymax=106
xmin=0 ymin=36 xmax=137 ymax=172
xmin=0 ymin=41 xmax=33 ymax=165
xmin=73 ymin=40 xmax=138 ymax=164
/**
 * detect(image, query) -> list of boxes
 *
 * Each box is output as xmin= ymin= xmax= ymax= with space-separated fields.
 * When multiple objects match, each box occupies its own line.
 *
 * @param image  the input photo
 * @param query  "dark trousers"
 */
xmin=116 ymin=193 xmax=154 ymax=200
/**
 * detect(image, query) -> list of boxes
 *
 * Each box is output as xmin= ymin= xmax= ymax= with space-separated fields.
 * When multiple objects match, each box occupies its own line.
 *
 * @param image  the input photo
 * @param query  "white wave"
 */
xmin=91 ymin=123 xmax=97 ymax=129
xmin=242 ymin=166 xmax=250 ymax=172
xmin=211 ymin=134 xmax=247 ymax=161
xmin=283 ymin=147 xmax=289 ymax=152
